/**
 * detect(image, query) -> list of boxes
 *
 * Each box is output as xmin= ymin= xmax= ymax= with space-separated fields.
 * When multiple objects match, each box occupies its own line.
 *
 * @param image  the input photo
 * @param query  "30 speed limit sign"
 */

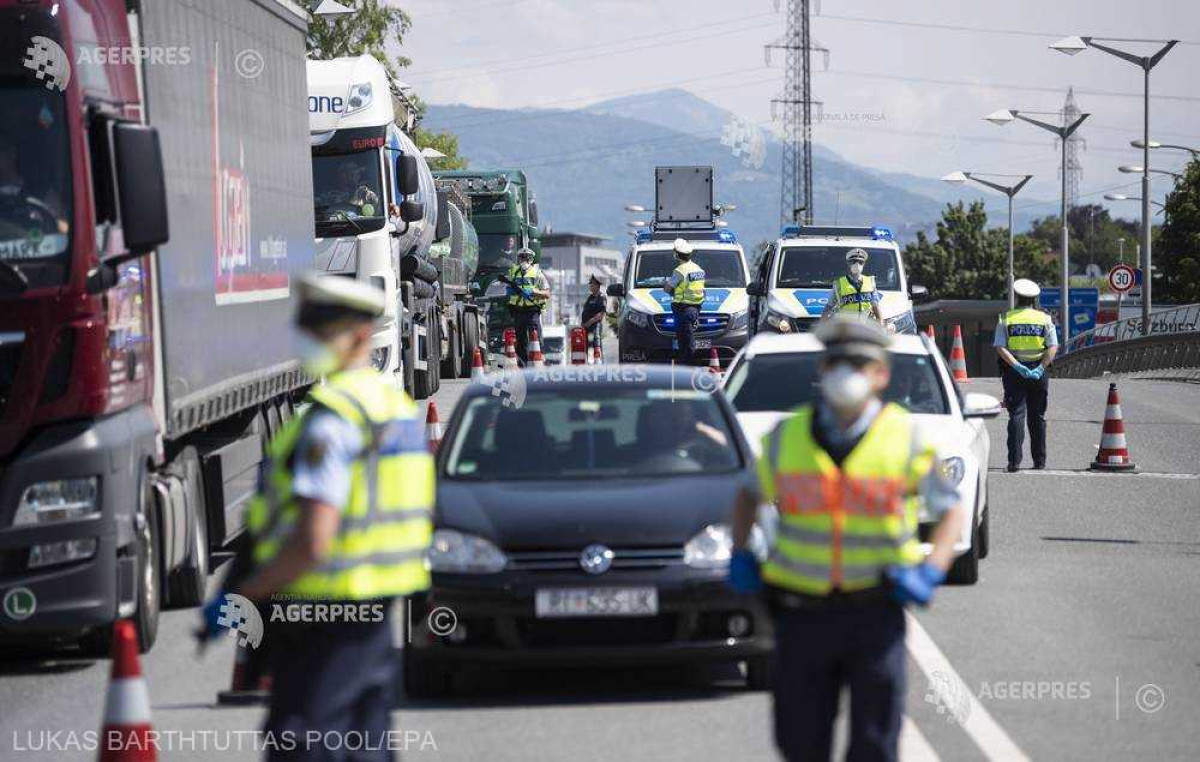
xmin=1108 ymin=264 xmax=1136 ymax=294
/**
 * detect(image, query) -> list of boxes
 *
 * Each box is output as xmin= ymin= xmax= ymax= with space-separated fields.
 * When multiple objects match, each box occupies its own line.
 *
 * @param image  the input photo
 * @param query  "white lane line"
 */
xmin=991 ymin=468 xmax=1200 ymax=480
xmin=905 ymin=612 xmax=1030 ymax=762
xmin=901 ymin=716 xmax=940 ymax=762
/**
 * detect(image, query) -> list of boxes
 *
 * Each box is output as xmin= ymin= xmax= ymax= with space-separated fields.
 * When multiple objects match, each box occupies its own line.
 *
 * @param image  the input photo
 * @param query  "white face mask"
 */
xmin=297 ymin=332 xmax=341 ymax=378
xmin=849 ymin=262 xmax=864 ymax=278
xmin=820 ymin=363 xmax=872 ymax=413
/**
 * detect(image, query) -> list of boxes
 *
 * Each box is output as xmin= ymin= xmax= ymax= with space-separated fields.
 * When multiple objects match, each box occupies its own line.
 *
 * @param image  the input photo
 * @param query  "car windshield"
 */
xmin=634 ymin=249 xmax=746 ymax=289
xmin=446 ymin=386 xmax=742 ymax=480
xmin=776 ymin=246 xmax=900 ymax=290
xmin=725 ymin=352 xmax=948 ymax=415
xmin=0 ymin=86 xmax=72 ymax=290
xmin=476 ymin=232 xmax=520 ymax=275
xmin=312 ymin=151 xmax=385 ymax=237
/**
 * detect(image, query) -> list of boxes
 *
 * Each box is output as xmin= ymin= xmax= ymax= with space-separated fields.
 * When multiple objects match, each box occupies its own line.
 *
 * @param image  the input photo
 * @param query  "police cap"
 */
xmin=1013 ymin=278 xmax=1040 ymax=298
xmin=845 ymin=248 xmax=869 ymax=264
xmin=673 ymin=238 xmax=694 ymax=256
xmin=296 ymin=274 xmax=385 ymax=330
xmin=814 ymin=314 xmax=891 ymax=363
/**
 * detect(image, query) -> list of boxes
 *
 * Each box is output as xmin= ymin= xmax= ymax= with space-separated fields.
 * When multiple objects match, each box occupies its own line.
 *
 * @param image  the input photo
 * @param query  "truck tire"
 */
xmin=135 ymin=476 xmax=162 ymax=652
xmin=165 ymin=447 xmax=208 ymax=609
xmin=459 ymin=313 xmax=480 ymax=378
xmin=428 ymin=308 xmax=441 ymax=394
xmin=413 ymin=309 xmax=437 ymax=399
xmin=440 ymin=317 xmax=461 ymax=379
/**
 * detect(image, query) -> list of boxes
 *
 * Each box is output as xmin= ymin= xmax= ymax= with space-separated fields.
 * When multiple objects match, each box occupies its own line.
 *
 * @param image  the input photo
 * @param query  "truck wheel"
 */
xmin=459 ymin=315 xmax=480 ymax=378
xmin=440 ymin=319 xmax=461 ymax=379
xmin=413 ymin=313 xmax=435 ymax=400
xmin=165 ymin=448 xmax=208 ymax=609
xmin=134 ymin=478 xmax=162 ymax=652
xmin=428 ymin=308 xmax=442 ymax=394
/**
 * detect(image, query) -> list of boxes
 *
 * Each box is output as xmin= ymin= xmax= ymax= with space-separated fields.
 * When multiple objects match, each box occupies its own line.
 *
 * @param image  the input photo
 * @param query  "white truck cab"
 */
xmin=749 ymin=224 xmax=925 ymax=335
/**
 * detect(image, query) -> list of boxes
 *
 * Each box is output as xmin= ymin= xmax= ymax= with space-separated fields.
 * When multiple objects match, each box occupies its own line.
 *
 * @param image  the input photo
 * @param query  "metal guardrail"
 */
xmin=1064 ymin=303 xmax=1200 ymax=353
xmin=1053 ymin=330 xmax=1200 ymax=380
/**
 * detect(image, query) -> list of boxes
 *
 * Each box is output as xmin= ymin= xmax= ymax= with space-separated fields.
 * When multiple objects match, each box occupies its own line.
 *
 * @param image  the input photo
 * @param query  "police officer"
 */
xmin=214 ymin=275 xmax=434 ymax=759
xmin=729 ymin=316 xmax=964 ymax=762
xmin=506 ymin=247 xmax=551 ymax=365
xmin=825 ymin=248 xmax=884 ymax=324
xmin=664 ymin=237 xmax=705 ymax=363
xmin=995 ymin=278 xmax=1057 ymax=472
xmin=580 ymin=273 xmax=607 ymax=355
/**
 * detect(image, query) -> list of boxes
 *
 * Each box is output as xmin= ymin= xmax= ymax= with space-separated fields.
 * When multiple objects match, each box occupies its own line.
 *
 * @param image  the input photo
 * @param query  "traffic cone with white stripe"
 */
xmin=470 ymin=346 xmax=485 ymax=380
xmin=949 ymin=325 xmax=969 ymax=382
xmin=1090 ymin=383 xmax=1136 ymax=472
xmin=99 ymin=620 xmax=156 ymax=761
xmin=503 ymin=329 xmax=519 ymax=370
xmin=708 ymin=348 xmax=722 ymax=376
xmin=426 ymin=400 xmax=443 ymax=452
xmin=528 ymin=330 xmax=545 ymax=368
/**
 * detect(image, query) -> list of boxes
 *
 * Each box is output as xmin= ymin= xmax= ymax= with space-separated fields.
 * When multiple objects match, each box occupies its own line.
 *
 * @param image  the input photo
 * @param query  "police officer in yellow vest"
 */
xmin=506 ymin=247 xmax=551 ymax=366
xmin=825 ymin=248 xmax=885 ymax=325
xmin=235 ymin=275 xmax=433 ymax=758
xmin=995 ymin=278 xmax=1057 ymax=472
xmin=729 ymin=316 xmax=964 ymax=762
xmin=664 ymin=237 xmax=706 ymax=363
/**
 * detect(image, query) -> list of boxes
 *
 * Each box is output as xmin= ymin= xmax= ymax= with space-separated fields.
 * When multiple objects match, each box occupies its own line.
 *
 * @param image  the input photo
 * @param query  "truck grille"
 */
xmin=0 ymin=333 xmax=23 ymax=419
xmin=652 ymin=313 xmax=730 ymax=337
xmin=507 ymin=547 xmax=684 ymax=572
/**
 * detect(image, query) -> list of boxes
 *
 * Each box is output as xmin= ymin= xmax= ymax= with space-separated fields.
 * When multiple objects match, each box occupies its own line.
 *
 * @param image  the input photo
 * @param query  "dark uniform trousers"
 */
xmin=671 ymin=303 xmax=700 ymax=363
xmin=264 ymin=602 xmax=396 ymax=761
xmin=773 ymin=595 xmax=907 ymax=762
xmin=1000 ymin=362 xmax=1049 ymax=468
xmin=509 ymin=307 xmax=543 ymax=366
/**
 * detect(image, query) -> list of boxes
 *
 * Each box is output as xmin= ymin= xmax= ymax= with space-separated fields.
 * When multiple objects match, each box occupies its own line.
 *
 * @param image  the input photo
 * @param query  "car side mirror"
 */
xmin=606 ymin=283 xmax=625 ymax=297
xmin=910 ymin=284 xmax=929 ymax=302
xmin=400 ymin=201 xmax=424 ymax=222
xmin=962 ymin=392 xmax=1003 ymax=419
xmin=747 ymin=283 xmax=764 ymax=297
xmin=397 ymin=154 xmax=420 ymax=195
xmin=114 ymin=123 xmax=169 ymax=256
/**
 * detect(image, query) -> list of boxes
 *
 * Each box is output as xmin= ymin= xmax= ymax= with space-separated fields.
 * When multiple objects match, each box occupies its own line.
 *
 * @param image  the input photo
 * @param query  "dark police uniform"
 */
xmin=994 ymin=307 xmax=1057 ymax=469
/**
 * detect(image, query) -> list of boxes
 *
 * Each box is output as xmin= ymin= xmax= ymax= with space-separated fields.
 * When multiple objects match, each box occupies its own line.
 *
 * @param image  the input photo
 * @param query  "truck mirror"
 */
xmin=606 ymin=283 xmax=625 ymax=297
xmin=529 ymin=199 xmax=539 ymax=227
xmin=400 ymin=201 xmax=424 ymax=222
xmin=397 ymin=154 xmax=420 ymax=195
xmin=113 ymin=123 xmax=169 ymax=255
xmin=434 ymin=191 xmax=451 ymax=241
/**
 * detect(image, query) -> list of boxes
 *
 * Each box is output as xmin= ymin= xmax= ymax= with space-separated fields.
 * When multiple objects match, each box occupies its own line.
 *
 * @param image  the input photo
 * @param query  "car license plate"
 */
xmin=535 ymin=587 xmax=658 ymax=618
xmin=694 ymin=338 xmax=712 ymax=349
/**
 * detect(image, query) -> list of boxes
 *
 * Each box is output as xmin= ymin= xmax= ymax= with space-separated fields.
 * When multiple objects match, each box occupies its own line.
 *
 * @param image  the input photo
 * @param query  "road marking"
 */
xmin=901 ymin=716 xmax=940 ymax=761
xmin=906 ymin=612 xmax=1030 ymax=762
xmin=990 ymin=468 xmax=1199 ymax=480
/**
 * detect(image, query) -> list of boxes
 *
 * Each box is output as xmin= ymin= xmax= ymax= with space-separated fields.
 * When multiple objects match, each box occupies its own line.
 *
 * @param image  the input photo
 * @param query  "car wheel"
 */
xmin=948 ymin=513 xmax=980 ymax=585
xmin=745 ymin=656 xmax=774 ymax=691
xmin=402 ymin=651 xmax=453 ymax=699
xmin=978 ymin=504 xmax=990 ymax=560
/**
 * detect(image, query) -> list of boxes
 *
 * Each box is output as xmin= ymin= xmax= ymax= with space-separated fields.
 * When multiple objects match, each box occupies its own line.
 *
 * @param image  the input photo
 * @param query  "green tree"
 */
xmin=1026 ymin=208 xmax=1138 ymax=273
xmin=904 ymin=201 xmax=1056 ymax=300
xmin=413 ymin=127 xmax=468 ymax=170
xmin=1156 ymin=159 xmax=1200 ymax=303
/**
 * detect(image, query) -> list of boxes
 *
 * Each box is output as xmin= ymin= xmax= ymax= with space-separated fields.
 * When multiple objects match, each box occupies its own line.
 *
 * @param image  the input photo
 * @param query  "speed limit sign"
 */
xmin=1108 ymin=264 xmax=1136 ymax=294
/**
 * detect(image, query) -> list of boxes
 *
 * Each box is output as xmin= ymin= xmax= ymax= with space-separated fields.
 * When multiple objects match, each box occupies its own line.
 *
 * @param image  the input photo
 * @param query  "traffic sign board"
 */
xmin=1040 ymin=287 xmax=1099 ymax=337
xmin=1108 ymin=264 xmax=1136 ymax=294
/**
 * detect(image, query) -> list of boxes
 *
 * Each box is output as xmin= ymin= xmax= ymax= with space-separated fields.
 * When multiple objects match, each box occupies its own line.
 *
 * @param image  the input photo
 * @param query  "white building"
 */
xmin=540 ymin=231 xmax=623 ymax=324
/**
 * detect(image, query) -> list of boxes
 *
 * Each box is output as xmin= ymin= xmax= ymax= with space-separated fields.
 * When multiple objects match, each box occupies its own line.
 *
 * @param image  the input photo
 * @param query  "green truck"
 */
xmin=433 ymin=169 xmax=542 ymax=356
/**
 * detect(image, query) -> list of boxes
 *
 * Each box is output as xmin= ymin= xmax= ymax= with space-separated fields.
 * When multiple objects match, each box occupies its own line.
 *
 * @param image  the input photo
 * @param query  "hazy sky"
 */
xmin=397 ymin=0 xmax=1199 ymax=219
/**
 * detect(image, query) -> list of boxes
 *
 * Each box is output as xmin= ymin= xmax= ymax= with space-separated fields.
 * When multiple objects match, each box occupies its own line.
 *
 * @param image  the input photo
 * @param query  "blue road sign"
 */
xmin=1040 ymin=287 xmax=1098 ymax=337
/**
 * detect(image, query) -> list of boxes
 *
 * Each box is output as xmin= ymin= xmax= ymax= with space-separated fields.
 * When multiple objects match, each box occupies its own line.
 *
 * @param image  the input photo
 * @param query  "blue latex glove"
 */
xmin=727 ymin=548 xmax=762 ymax=594
xmin=885 ymin=562 xmax=946 ymax=606
xmin=1012 ymin=363 xmax=1033 ymax=379
xmin=1029 ymin=365 xmax=1045 ymax=380
xmin=199 ymin=592 xmax=227 ymax=641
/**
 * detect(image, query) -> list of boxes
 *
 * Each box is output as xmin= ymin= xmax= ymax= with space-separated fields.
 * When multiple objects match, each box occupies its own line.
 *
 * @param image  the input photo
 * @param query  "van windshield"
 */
xmin=634 ymin=249 xmax=746 ymax=289
xmin=776 ymin=246 xmax=900 ymax=290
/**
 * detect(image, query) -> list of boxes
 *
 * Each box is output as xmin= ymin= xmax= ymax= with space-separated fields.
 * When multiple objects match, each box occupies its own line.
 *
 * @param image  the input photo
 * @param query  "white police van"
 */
xmin=748 ymin=225 xmax=926 ymax=335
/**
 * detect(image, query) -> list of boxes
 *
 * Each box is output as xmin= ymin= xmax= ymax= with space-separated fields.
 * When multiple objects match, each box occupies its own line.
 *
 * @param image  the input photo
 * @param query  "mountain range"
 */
xmin=423 ymin=89 xmax=1044 ymax=252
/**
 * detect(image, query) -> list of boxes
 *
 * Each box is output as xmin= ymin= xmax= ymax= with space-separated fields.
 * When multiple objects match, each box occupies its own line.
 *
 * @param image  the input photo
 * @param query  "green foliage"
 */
xmin=1026 ymin=205 xmax=1139 ymax=273
xmin=904 ymin=201 xmax=1056 ymax=300
xmin=413 ymin=128 xmax=468 ymax=170
xmin=1156 ymin=159 xmax=1200 ymax=303
xmin=306 ymin=0 xmax=412 ymax=79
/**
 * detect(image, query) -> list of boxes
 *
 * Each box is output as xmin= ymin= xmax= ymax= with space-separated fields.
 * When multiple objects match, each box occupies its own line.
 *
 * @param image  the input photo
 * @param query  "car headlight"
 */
xmin=13 ymin=478 xmax=100 ymax=526
xmin=623 ymin=306 xmax=650 ymax=329
xmin=428 ymin=528 xmax=508 ymax=574
xmin=765 ymin=309 xmax=794 ymax=333
xmin=727 ymin=309 xmax=749 ymax=330
xmin=370 ymin=346 xmax=390 ymax=371
xmin=887 ymin=310 xmax=917 ymax=335
xmin=683 ymin=523 xmax=768 ymax=569
xmin=939 ymin=457 xmax=965 ymax=487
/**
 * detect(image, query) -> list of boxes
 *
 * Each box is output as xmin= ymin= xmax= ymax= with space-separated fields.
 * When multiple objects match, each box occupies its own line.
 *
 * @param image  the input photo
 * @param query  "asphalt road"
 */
xmin=2 ymin=372 xmax=1197 ymax=761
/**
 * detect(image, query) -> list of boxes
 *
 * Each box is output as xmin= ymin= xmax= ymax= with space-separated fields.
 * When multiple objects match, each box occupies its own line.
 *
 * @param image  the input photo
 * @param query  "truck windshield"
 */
xmin=0 ymin=86 xmax=72 ymax=290
xmin=634 ymin=249 xmax=747 ymax=289
xmin=776 ymin=245 xmax=900 ymax=290
xmin=476 ymin=233 xmax=519 ymax=275
xmin=312 ymin=151 xmax=385 ymax=237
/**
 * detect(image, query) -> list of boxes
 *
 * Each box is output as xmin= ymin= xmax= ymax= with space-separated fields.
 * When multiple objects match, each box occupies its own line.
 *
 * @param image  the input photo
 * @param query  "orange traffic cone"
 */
xmin=708 ymin=348 xmax=722 ymax=375
xmin=503 ymin=329 xmax=518 ymax=370
xmin=426 ymin=401 xmax=443 ymax=452
xmin=216 ymin=642 xmax=272 ymax=706
xmin=99 ymin=620 xmax=156 ymax=761
xmin=470 ymin=346 xmax=485 ymax=380
xmin=1090 ymin=383 xmax=1136 ymax=471
xmin=949 ymin=325 xmax=969 ymax=382
xmin=528 ymin=330 xmax=545 ymax=368
xmin=925 ymin=325 xmax=935 ymax=340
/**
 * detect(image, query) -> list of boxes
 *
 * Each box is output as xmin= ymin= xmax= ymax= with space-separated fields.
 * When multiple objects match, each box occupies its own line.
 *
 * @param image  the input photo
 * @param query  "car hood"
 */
xmin=437 ymin=474 xmax=750 ymax=550
xmin=736 ymin=411 xmax=792 ymax=456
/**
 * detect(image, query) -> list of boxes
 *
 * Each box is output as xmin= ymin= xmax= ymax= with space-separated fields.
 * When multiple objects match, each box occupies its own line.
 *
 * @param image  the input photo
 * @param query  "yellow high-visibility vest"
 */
xmin=1001 ymin=307 xmax=1052 ymax=362
xmin=246 ymin=367 xmax=434 ymax=600
xmin=507 ymin=263 xmax=548 ymax=309
xmin=671 ymin=259 xmax=706 ymax=306
xmin=758 ymin=403 xmax=931 ymax=595
xmin=833 ymin=275 xmax=877 ymax=313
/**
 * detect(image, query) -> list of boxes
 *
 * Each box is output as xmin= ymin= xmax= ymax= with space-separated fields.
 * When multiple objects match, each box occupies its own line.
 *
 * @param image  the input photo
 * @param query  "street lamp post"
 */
xmin=985 ymin=108 xmax=1089 ymax=334
xmin=941 ymin=171 xmax=1034 ymax=308
xmin=1050 ymin=36 xmax=1178 ymax=335
xmin=1118 ymin=164 xmax=1183 ymax=182
xmin=1131 ymin=139 xmax=1199 ymax=159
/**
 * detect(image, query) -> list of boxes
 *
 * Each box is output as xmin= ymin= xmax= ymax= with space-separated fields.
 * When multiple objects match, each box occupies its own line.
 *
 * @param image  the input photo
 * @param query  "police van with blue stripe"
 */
xmin=748 ymin=224 xmax=927 ymax=335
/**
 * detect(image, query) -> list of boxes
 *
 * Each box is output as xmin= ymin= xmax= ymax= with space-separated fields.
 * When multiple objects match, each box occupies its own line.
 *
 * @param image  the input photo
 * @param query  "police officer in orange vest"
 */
xmin=729 ymin=316 xmax=964 ymax=762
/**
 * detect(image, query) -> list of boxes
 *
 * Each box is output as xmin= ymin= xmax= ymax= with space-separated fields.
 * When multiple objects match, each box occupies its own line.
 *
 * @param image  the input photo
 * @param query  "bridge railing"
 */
xmin=1054 ymin=303 xmax=1200 ymax=380
xmin=1063 ymin=303 xmax=1200 ymax=353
